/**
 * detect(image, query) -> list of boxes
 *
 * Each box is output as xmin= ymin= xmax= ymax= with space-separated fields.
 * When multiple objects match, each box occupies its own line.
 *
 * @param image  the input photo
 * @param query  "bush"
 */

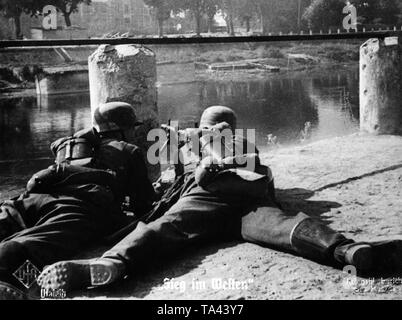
xmin=325 ymin=51 xmax=345 ymax=62
xmin=265 ymin=48 xmax=285 ymax=59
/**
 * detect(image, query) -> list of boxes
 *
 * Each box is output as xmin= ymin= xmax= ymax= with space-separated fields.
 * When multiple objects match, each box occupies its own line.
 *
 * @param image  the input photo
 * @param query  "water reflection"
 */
xmin=159 ymin=68 xmax=359 ymax=147
xmin=0 ymin=94 xmax=92 ymax=161
xmin=0 ymin=68 xmax=359 ymax=163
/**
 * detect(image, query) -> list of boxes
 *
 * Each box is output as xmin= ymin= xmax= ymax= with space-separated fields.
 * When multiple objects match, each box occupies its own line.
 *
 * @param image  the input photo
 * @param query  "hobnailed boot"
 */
xmin=0 ymin=281 xmax=28 ymax=300
xmin=290 ymin=218 xmax=373 ymax=272
xmin=37 ymin=258 xmax=126 ymax=293
xmin=291 ymin=218 xmax=402 ymax=276
xmin=0 ymin=279 xmax=40 ymax=300
xmin=334 ymin=240 xmax=402 ymax=276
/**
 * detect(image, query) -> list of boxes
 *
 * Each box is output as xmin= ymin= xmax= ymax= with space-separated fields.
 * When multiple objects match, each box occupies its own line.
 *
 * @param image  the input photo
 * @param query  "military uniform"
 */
xmin=0 ymin=102 xmax=155 ymax=299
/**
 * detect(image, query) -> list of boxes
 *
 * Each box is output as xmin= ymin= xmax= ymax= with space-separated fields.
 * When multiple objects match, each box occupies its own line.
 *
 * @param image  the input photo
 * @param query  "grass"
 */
xmin=191 ymin=40 xmax=360 ymax=65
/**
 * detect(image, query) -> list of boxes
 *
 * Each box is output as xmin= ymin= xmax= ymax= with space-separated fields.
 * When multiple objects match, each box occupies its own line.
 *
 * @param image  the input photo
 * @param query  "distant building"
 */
xmin=73 ymin=0 xmax=157 ymax=37
xmin=8 ymin=0 xmax=158 ymax=39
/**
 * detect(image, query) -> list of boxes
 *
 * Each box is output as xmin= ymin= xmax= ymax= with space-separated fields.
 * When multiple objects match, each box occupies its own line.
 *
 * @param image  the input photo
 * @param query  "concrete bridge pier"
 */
xmin=88 ymin=44 xmax=159 ymax=179
xmin=360 ymin=37 xmax=402 ymax=135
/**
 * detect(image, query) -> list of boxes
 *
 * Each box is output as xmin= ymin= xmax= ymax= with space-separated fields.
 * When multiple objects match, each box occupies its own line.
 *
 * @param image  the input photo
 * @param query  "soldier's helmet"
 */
xmin=93 ymin=102 xmax=142 ymax=133
xmin=199 ymin=106 xmax=237 ymax=130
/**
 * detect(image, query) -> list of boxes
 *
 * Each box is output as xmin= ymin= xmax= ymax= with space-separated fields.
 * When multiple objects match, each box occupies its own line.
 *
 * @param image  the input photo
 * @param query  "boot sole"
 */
xmin=370 ymin=240 xmax=402 ymax=276
xmin=38 ymin=259 xmax=121 ymax=293
xmin=345 ymin=244 xmax=373 ymax=274
xmin=38 ymin=260 xmax=92 ymax=292
xmin=0 ymin=281 xmax=27 ymax=300
xmin=89 ymin=261 xmax=116 ymax=287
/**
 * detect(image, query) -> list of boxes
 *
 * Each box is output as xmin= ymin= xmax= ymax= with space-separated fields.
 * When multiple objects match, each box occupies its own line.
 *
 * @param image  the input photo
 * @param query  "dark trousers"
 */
xmin=0 ymin=193 xmax=123 ymax=281
xmin=102 ymin=176 xmax=309 ymax=274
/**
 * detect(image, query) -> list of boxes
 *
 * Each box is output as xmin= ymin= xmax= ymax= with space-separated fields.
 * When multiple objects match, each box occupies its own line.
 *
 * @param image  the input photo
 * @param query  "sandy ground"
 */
xmin=1 ymin=133 xmax=401 ymax=300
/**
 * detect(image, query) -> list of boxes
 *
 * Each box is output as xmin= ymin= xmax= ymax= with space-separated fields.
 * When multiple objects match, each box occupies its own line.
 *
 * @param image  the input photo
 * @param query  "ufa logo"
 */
xmin=13 ymin=260 xmax=41 ymax=289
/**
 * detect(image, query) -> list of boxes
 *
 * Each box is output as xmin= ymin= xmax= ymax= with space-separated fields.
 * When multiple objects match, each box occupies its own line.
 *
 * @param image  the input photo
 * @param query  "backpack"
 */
xmin=50 ymin=128 xmax=101 ymax=167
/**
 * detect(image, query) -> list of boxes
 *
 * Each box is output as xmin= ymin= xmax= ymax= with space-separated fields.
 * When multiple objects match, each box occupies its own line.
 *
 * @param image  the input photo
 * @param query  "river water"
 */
xmin=0 ymin=66 xmax=359 ymax=163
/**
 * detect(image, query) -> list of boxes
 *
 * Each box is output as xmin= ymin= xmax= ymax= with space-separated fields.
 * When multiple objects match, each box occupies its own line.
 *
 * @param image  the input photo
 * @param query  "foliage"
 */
xmin=174 ymin=0 xmax=220 ymax=35
xmin=302 ymin=0 xmax=345 ymax=31
xmin=0 ymin=0 xmax=45 ymax=38
xmin=144 ymin=0 xmax=172 ymax=21
xmin=47 ymin=0 xmax=92 ymax=26
xmin=353 ymin=0 xmax=400 ymax=26
xmin=303 ymin=0 xmax=401 ymax=31
xmin=0 ymin=0 xmax=44 ymax=17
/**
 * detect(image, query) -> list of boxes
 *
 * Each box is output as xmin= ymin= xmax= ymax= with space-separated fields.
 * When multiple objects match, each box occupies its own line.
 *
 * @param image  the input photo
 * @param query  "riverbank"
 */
xmin=0 ymin=133 xmax=401 ymax=299
xmin=0 ymin=40 xmax=361 ymax=93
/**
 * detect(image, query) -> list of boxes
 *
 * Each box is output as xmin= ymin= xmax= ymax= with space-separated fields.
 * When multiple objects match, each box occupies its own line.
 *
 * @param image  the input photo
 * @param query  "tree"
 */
xmin=48 ymin=0 xmax=91 ymax=27
xmin=206 ymin=0 xmax=219 ymax=33
xmin=252 ymin=0 xmax=282 ymax=34
xmin=236 ymin=0 xmax=255 ymax=32
xmin=220 ymin=0 xmax=259 ymax=34
xmin=176 ymin=0 xmax=217 ymax=36
xmin=303 ymin=0 xmax=401 ymax=31
xmin=0 ymin=0 xmax=44 ymax=39
xmin=354 ymin=0 xmax=400 ymax=27
xmin=250 ymin=0 xmax=313 ymax=34
xmin=144 ymin=0 xmax=174 ymax=37
xmin=220 ymin=0 xmax=236 ymax=35
xmin=303 ymin=0 xmax=345 ymax=31
xmin=187 ymin=0 xmax=207 ymax=36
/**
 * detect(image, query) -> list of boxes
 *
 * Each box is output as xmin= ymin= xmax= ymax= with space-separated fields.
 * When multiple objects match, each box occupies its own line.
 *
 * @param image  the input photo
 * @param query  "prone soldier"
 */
xmin=0 ymin=102 xmax=155 ymax=299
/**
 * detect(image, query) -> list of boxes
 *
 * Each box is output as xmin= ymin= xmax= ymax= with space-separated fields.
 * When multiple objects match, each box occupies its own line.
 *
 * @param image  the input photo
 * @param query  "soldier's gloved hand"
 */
xmin=195 ymin=156 xmax=223 ymax=188
xmin=152 ymin=181 xmax=165 ymax=200
xmin=209 ymin=121 xmax=231 ymax=132
xmin=152 ymin=168 xmax=176 ymax=199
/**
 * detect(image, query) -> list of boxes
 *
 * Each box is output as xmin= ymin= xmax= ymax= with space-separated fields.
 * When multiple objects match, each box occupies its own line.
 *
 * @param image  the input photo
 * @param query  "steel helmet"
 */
xmin=93 ymin=102 xmax=142 ymax=133
xmin=199 ymin=106 xmax=237 ymax=130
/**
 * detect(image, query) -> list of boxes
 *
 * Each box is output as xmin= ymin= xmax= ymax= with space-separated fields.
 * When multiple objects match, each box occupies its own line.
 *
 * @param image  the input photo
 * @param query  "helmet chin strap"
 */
xmin=97 ymin=128 xmax=126 ymax=141
xmin=120 ymin=130 xmax=127 ymax=141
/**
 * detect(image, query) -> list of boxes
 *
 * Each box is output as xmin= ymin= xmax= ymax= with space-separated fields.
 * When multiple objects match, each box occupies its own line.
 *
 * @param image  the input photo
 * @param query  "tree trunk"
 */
xmin=223 ymin=2 xmax=235 ymax=36
xmin=158 ymin=17 xmax=164 ymax=37
xmin=297 ymin=0 xmax=302 ymax=32
xmin=229 ymin=17 xmax=234 ymax=36
xmin=195 ymin=11 xmax=201 ymax=36
xmin=245 ymin=17 xmax=251 ymax=32
xmin=207 ymin=15 xmax=214 ymax=33
xmin=260 ymin=12 xmax=268 ymax=34
xmin=259 ymin=2 xmax=272 ymax=35
xmin=14 ymin=13 xmax=22 ymax=39
xmin=224 ymin=15 xmax=234 ymax=35
xmin=63 ymin=11 xmax=72 ymax=27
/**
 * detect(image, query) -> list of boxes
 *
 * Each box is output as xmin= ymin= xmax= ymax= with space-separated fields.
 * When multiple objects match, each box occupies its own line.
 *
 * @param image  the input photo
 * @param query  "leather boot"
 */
xmin=0 ymin=281 xmax=28 ymax=300
xmin=37 ymin=257 xmax=126 ymax=293
xmin=290 ymin=218 xmax=352 ymax=266
xmin=334 ymin=240 xmax=402 ymax=276
xmin=291 ymin=218 xmax=402 ymax=276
